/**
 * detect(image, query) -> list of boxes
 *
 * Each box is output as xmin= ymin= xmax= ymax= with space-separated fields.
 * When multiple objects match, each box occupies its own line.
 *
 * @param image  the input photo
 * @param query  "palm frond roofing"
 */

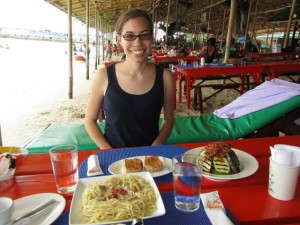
xmin=44 ymin=0 xmax=300 ymax=35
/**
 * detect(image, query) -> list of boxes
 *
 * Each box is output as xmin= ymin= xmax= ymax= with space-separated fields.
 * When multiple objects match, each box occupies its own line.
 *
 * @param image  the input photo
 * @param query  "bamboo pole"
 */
xmin=86 ymin=0 xmax=90 ymax=80
xmin=220 ymin=8 xmax=227 ymax=49
xmin=206 ymin=0 xmax=213 ymax=41
xmin=283 ymin=0 xmax=296 ymax=49
xmin=216 ymin=8 xmax=222 ymax=41
xmin=100 ymin=16 xmax=105 ymax=61
xmin=95 ymin=6 xmax=99 ymax=70
xmin=224 ymin=0 xmax=236 ymax=63
xmin=165 ymin=0 xmax=171 ymax=40
xmin=251 ymin=0 xmax=259 ymax=51
xmin=243 ymin=0 xmax=253 ymax=50
xmin=154 ymin=5 xmax=157 ymax=42
xmin=270 ymin=24 xmax=275 ymax=50
xmin=0 ymin=124 xmax=2 ymax=146
xmin=68 ymin=0 xmax=73 ymax=99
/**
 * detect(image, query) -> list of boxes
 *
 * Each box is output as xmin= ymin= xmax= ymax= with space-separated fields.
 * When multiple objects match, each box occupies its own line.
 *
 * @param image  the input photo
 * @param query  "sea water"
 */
xmin=0 ymin=38 xmax=100 ymax=146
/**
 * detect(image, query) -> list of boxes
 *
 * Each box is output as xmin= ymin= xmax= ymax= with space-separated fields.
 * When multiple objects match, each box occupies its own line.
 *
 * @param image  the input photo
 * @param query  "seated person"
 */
xmin=163 ymin=42 xmax=171 ymax=53
xmin=168 ymin=46 xmax=177 ymax=56
xmin=178 ymin=45 xmax=190 ymax=56
xmin=200 ymin=38 xmax=218 ymax=63
xmin=221 ymin=38 xmax=237 ymax=59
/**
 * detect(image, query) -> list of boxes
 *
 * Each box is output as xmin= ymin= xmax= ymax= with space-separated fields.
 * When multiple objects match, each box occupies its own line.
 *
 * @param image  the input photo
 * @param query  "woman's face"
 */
xmin=118 ymin=17 xmax=153 ymax=63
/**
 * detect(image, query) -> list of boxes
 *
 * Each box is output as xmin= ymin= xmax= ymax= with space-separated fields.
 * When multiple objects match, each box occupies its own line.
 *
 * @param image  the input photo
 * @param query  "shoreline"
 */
xmin=0 ymin=41 xmax=239 ymax=147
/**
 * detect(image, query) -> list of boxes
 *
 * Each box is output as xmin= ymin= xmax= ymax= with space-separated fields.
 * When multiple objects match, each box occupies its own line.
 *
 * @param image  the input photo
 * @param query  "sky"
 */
xmin=0 ymin=0 xmax=91 ymax=34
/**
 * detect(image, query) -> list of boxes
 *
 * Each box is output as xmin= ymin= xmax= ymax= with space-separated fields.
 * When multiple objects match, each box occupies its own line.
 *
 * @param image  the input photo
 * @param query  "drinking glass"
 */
xmin=172 ymin=154 xmax=203 ymax=212
xmin=49 ymin=144 xmax=78 ymax=194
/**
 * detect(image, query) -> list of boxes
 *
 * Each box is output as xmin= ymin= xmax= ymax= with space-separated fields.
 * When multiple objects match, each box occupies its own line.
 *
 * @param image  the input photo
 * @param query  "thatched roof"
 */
xmin=44 ymin=0 xmax=299 ymax=36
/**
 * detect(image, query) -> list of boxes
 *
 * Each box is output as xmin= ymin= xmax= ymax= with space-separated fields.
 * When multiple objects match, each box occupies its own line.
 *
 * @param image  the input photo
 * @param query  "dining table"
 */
xmin=153 ymin=55 xmax=198 ymax=65
xmin=174 ymin=63 xmax=266 ymax=109
xmin=249 ymin=52 xmax=299 ymax=62
xmin=1 ymin=135 xmax=300 ymax=224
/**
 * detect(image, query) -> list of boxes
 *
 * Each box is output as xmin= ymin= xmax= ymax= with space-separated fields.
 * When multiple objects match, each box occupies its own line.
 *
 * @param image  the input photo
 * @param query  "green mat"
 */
xmin=24 ymin=96 xmax=300 ymax=153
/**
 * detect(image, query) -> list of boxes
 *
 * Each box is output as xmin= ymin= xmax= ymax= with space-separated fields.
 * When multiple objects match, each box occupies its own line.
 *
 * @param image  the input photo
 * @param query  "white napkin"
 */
xmin=0 ymin=153 xmax=16 ymax=178
xmin=270 ymin=144 xmax=300 ymax=167
xmin=201 ymin=191 xmax=234 ymax=225
xmin=87 ymin=154 xmax=103 ymax=176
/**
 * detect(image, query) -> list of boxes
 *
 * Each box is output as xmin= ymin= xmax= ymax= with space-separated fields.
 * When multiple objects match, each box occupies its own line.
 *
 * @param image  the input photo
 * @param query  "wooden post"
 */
xmin=206 ymin=0 xmax=213 ymax=41
xmin=165 ymin=0 xmax=171 ymax=40
xmin=224 ymin=0 xmax=236 ymax=63
xmin=251 ymin=0 xmax=259 ymax=51
xmin=68 ymin=0 xmax=73 ymax=99
xmin=270 ymin=24 xmax=275 ymax=50
xmin=243 ymin=0 xmax=253 ymax=50
xmin=95 ymin=6 xmax=99 ymax=70
xmin=154 ymin=5 xmax=157 ymax=42
xmin=283 ymin=0 xmax=296 ymax=49
xmin=100 ymin=16 xmax=105 ymax=61
xmin=220 ymin=8 xmax=227 ymax=49
xmin=0 ymin=124 xmax=2 ymax=146
xmin=86 ymin=0 xmax=90 ymax=80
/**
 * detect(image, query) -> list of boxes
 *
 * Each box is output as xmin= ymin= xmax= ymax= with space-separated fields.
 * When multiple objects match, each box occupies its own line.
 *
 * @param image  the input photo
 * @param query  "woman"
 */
xmin=85 ymin=9 xmax=175 ymax=150
xmin=200 ymin=38 xmax=218 ymax=63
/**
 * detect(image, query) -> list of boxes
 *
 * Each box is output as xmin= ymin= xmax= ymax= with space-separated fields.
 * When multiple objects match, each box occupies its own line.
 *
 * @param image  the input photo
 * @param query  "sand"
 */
xmin=1 ymin=54 xmax=239 ymax=147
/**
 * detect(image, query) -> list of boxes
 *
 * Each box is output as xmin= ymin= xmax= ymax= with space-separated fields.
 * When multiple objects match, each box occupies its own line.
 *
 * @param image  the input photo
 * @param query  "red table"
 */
xmin=1 ymin=135 xmax=300 ymax=224
xmin=153 ymin=55 xmax=198 ymax=65
xmin=250 ymin=52 xmax=299 ymax=62
xmin=174 ymin=64 xmax=265 ymax=109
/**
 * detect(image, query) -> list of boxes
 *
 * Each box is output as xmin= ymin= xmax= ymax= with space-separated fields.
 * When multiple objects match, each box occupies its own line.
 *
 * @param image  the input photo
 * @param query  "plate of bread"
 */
xmin=108 ymin=156 xmax=172 ymax=178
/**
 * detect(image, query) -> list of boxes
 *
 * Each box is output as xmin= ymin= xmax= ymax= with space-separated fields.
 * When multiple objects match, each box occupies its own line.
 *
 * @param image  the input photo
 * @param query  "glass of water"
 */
xmin=172 ymin=154 xmax=203 ymax=212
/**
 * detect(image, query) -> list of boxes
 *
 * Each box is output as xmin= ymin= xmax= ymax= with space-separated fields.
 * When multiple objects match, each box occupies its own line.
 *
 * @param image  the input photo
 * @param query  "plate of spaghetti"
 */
xmin=69 ymin=172 xmax=166 ymax=225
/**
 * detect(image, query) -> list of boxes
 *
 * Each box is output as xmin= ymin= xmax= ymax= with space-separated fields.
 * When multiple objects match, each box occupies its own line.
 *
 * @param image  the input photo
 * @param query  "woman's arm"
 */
xmin=84 ymin=68 xmax=113 ymax=150
xmin=152 ymin=69 xmax=175 ymax=145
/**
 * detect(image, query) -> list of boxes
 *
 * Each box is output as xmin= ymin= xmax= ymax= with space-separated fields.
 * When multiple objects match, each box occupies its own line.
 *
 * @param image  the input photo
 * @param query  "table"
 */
xmin=1 ymin=135 xmax=300 ymax=224
xmin=102 ymin=60 xmax=121 ymax=67
xmin=153 ymin=55 xmax=198 ymax=65
xmin=250 ymin=52 xmax=299 ymax=62
xmin=174 ymin=64 xmax=265 ymax=109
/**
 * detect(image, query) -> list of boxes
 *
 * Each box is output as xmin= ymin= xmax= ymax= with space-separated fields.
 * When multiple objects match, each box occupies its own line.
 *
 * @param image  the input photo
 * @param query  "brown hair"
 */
xmin=115 ymin=9 xmax=153 ymax=35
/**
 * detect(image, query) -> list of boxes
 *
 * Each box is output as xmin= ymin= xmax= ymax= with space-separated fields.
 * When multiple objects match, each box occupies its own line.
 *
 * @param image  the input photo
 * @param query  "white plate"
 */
xmin=108 ymin=156 xmax=172 ymax=178
xmin=185 ymin=147 xmax=259 ymax=181
xmin=69 ymin=172 xmax=166 ymax=225
xmin=9 ymin=193 xmax=66 ymax=225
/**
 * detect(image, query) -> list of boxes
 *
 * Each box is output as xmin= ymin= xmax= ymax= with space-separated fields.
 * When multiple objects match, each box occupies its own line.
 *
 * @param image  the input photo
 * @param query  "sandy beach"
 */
xmin=0 ymin=41 xmax=239 ymax=147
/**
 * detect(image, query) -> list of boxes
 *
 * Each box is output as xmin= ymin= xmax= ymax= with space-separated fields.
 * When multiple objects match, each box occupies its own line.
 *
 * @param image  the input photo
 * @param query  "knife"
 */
xmin=9 ymin=199 xmax=57 ymax=225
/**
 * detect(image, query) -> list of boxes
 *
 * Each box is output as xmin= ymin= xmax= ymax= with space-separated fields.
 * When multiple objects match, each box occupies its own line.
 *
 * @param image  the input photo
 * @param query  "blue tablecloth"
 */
xmin=79 ymin=145 xmax=188 ymax=183
xmin=54 ymin=193 xmax=239 ymax=225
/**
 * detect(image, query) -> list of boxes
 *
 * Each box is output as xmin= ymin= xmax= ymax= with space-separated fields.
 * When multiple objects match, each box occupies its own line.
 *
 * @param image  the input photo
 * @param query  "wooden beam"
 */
xmin=224 ymin=0 xmax=236 ymax=63
xmin=283 ymin=0 xmax=296 ymax=49
xmin=68 ymin=0 xmax=73 ymax=99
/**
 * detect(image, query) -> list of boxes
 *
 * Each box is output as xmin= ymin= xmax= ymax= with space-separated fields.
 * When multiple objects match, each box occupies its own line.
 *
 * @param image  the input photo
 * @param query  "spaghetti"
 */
xmin=82 ymin=175 xmax=157 ymax=223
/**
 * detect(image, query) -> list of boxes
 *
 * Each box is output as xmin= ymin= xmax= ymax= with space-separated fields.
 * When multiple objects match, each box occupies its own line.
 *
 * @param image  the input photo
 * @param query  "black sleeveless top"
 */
xmin=205 ymin=47 xmax=217 ymax=63
xmin=103 ymin=64 xmax=164 ymax=148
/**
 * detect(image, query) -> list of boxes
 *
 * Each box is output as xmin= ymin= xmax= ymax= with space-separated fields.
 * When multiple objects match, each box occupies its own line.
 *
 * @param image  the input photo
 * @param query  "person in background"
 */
xmin=85 ymin=9 xmax=175 ymax=150
xmin=200 ymin=38 xmax=218 ymax=63
xmin=83 ymin=44 xmax=90 ymax=57
xmin=113 ymin=44 xmax=119 ymax=56
xmin=178 ymin=44 xmax=190 ymax=56
xmin=221 ymin=38 xmax=237 ymax=59
xmin=105 ymin=40 xmax=113 ymax=61
xmin=163 ymin=42 xmax=171 ymax=53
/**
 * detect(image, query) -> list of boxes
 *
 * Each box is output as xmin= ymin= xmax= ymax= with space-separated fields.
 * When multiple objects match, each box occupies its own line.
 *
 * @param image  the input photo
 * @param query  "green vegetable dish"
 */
xmin=195 ymin=142 xmax=240 ymax=175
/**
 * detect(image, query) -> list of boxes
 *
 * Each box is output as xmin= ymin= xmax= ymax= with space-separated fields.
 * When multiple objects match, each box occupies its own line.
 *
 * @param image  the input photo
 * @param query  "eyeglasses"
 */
xmin=122 ymin=33 xmax=152 ymax=41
